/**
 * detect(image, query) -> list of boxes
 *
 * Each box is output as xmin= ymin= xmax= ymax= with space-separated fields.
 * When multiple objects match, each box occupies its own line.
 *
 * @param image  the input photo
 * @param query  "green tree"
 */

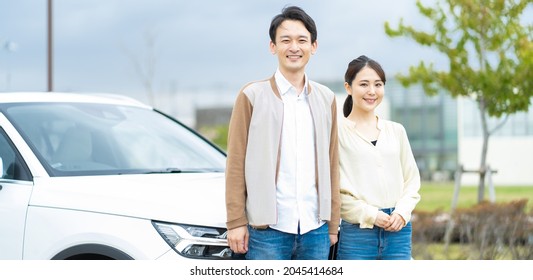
xmin=385 ymin=0 xmax=533 ymax=203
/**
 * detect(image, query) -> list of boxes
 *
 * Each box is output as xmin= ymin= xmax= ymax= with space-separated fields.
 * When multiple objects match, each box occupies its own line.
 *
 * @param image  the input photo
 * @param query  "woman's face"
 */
xmin=345 ymin=66 xmax=384 ymax=114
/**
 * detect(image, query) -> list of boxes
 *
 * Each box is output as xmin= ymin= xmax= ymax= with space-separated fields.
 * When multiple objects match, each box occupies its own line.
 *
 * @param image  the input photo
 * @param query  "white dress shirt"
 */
xmin=270 ymin=69 xmax=324 ymax=235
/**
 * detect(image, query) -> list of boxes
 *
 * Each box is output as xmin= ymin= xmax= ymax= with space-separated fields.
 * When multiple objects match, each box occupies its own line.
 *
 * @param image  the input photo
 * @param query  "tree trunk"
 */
xmin=477 ymin=97 xmax=490 ymax=203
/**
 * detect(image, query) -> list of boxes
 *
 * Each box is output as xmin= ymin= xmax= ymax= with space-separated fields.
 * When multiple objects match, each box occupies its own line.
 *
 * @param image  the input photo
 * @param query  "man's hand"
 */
xmin=329 ymin=234 xmax=338 ymax=246
xmin=227 ymin=226 xmax=249 ymax=254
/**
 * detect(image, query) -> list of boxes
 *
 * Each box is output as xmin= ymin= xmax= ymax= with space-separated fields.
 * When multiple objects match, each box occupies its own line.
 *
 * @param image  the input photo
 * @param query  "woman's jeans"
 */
xmin=337 ymin=208 xmax=412 ymax=260
xmin=245 ymin=223 xmax=330 ymax=260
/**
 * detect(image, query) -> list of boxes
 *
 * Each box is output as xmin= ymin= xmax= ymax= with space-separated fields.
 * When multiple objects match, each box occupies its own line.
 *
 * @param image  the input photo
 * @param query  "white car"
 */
xmin=0 ymin=92 xmax=232 ymax=260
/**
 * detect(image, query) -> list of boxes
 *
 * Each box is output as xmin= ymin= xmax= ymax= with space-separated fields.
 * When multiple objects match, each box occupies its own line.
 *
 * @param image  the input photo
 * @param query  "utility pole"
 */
xmin=47 ymin=0 xmax=53 ymax=92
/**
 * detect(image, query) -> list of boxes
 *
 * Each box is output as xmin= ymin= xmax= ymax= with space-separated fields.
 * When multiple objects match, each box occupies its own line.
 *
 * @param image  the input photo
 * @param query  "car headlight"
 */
xmin=152 ymin=221 xmax=233 ymax=259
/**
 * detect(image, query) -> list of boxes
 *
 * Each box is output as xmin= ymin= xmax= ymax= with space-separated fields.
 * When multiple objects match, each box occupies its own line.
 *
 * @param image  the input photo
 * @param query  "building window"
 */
xmin=461 ymin=98 xmax=533 ymax=137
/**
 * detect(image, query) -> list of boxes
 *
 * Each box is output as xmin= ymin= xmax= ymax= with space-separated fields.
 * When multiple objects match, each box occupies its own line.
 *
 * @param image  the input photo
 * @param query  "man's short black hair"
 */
xmin=269 ymin=6 xmax=317 ymax=44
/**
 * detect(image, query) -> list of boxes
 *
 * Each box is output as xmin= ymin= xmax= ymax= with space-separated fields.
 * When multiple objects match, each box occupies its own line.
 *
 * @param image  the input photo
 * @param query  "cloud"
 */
xmin=1 ymin=0 xmax=446 ymax=96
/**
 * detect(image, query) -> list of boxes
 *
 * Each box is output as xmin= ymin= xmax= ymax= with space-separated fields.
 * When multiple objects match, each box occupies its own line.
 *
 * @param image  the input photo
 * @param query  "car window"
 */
xmin=3 ymin=102 xmax=226 ymax=176
xmin=0 ymin=128 xmax=31 ymax=181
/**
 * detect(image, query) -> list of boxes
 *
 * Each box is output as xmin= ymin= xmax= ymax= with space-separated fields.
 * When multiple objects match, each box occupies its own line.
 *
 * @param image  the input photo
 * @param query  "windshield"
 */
xmin=3 ymin=102 xmax=226 ymax=176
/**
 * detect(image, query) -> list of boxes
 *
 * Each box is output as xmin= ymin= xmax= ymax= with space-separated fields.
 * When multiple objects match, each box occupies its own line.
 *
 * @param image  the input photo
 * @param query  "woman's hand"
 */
xmin=374 ymin=211 xmax=391 ymax=228
xmin=384 ymin=213 xmax=405 ymax=232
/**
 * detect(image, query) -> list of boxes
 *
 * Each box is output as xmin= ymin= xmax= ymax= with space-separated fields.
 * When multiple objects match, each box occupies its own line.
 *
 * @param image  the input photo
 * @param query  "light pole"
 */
xmin=1 ymin=40 xmax=17 ymax=91
xmin=47 ymin=0 xmax=53 ymax=92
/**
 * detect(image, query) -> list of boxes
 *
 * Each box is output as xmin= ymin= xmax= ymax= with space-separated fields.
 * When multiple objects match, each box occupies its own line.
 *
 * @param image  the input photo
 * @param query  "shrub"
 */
xmin=412 ymin=199 xmax=533 ymax=259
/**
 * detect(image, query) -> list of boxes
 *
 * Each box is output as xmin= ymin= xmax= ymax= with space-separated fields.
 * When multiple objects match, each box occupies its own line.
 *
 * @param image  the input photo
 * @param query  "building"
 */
xmin=381 ymin=80 xmax=458 ymax=182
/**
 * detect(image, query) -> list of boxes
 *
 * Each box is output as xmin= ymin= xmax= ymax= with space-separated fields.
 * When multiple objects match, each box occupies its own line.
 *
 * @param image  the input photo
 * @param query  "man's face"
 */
xmin=270 ymin=19 xmax=317 ymax=75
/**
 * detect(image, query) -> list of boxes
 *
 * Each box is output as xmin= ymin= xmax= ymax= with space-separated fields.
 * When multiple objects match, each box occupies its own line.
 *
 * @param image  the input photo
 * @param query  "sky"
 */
xmin=0 ymin=1 xmax=449 ymax=97
xmin=1 ymin=0 xmax=530 ymax=107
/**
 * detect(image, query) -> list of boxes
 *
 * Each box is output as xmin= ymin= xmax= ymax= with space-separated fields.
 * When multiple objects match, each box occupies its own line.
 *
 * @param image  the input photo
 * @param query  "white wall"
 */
xmin=457 ymin=97 xmax=533 ymax=186
xmin=458 ymin=136 xmax=533 ymax=186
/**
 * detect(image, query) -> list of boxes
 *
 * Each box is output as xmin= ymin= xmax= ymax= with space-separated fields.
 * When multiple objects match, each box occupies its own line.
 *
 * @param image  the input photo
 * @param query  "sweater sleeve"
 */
xmin=225 ymin=91 xmax=252 ymax=230
xmin=340 ymin=188 xmax=379 ymax=229
xmin=393 ymin=124 xmax=421 ymax=224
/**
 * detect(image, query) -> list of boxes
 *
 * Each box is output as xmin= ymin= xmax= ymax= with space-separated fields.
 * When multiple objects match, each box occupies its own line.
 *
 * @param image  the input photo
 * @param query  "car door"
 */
xmin=0 ymin=127 xmax=33 ymax=260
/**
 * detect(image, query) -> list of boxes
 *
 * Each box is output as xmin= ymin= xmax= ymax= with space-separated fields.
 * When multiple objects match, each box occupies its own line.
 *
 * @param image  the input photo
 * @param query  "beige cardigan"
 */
xmin=225 ymin=76 xmax=340 ymax=235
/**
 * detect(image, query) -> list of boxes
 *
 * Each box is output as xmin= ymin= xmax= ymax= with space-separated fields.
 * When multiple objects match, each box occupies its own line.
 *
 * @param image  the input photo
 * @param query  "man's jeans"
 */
xmin=337 ymin=208 xmax=412 ymax=260
xmin=245 ymin=223 xmax=330 ymax=260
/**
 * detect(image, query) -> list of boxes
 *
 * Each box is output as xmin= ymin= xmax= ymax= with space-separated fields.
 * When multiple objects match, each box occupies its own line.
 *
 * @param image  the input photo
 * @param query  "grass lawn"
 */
xmin=412 ymin=243 xmax=532 ymax=260
xmin=417 ymin=181 xmax=533 ymax=213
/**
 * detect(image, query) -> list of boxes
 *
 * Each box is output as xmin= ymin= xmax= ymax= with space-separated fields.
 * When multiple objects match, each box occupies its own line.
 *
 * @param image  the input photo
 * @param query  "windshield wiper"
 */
xmin=144 ymin=168 xmax=183 ymax=174
xmin=140 ymin=167 xmax=224 ymax=174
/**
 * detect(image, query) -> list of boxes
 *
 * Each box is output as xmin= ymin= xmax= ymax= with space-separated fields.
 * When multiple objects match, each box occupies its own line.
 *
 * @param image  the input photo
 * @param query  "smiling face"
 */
xmin=345 ymin=66 xmax=384 ymax=114
xmin=269 ymin=19 xmax=317 ymax=76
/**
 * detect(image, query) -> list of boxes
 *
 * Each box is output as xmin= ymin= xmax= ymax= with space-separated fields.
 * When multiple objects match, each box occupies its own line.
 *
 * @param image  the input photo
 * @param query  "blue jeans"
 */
xmin=337 ymin=208 xmax=412 ymax=260
xmin=245 ymin=223 xmax=330 ymax=260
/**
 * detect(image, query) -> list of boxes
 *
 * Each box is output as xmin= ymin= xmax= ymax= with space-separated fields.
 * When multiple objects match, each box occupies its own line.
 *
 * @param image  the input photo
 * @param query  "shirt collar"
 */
xmin=275 ymin=68 xmax=309 ymax=96
xmin=344 ymin=115 xmax=383 ymax=130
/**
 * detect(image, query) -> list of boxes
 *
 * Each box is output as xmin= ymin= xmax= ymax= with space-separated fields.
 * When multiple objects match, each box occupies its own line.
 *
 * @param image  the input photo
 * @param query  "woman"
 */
xmin=336 ymin=55 xmax=421 ymax=260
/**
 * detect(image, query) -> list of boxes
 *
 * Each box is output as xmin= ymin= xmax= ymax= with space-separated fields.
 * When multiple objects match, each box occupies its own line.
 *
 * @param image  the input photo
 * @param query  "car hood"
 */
xmin=30 ymin=173 xmax=228 ymax=228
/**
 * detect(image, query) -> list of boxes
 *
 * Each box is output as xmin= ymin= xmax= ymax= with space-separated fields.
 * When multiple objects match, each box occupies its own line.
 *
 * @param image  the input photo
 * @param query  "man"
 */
xmin=225 ymin=6 xmax=340 ymax=260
